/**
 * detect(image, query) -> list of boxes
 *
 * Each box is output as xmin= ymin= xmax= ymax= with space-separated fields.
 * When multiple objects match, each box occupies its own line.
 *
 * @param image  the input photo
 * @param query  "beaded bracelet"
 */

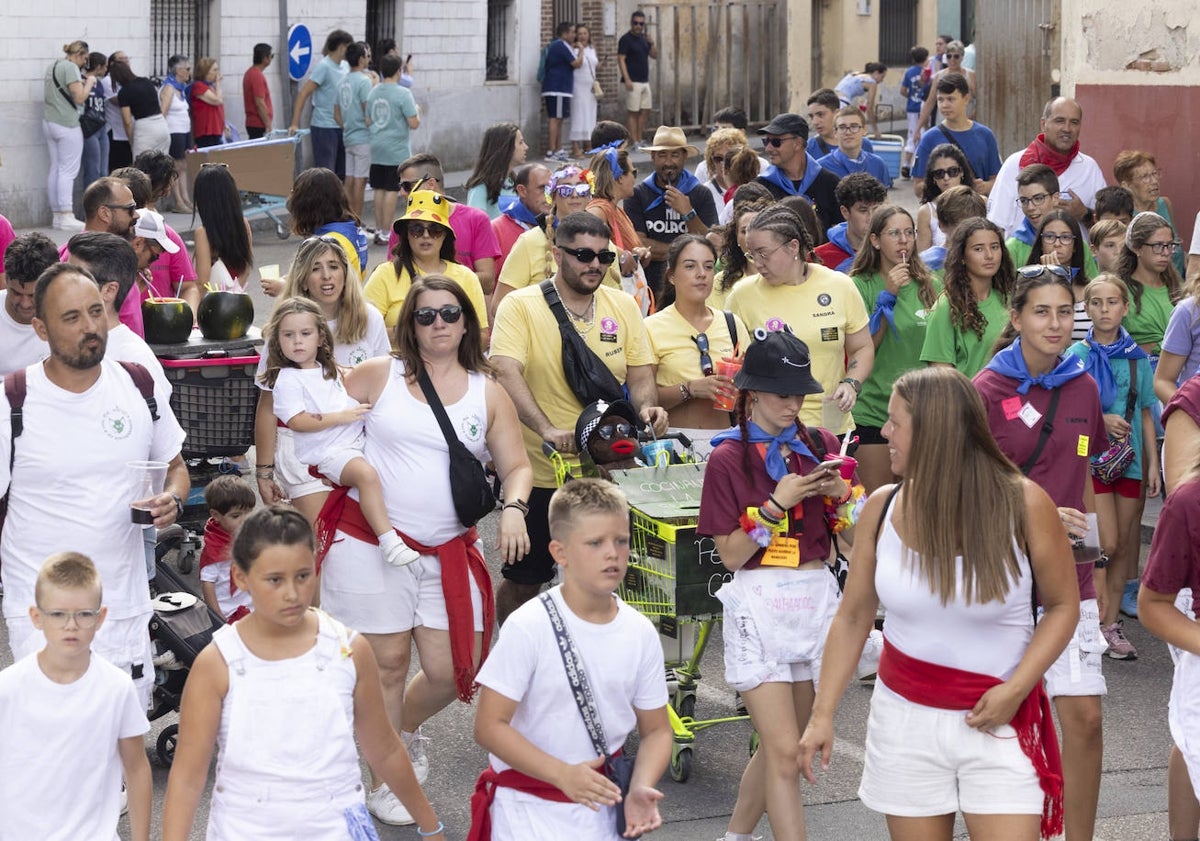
xmin=739 ymin=511 xmax=773 ymax=547
xmin=502 ymin=499 xmax=530 ymax=516
xmin=757 ymin=501 xmax=783 ymax=524
xmin=417 ymin=821 xmax=445 ymax=838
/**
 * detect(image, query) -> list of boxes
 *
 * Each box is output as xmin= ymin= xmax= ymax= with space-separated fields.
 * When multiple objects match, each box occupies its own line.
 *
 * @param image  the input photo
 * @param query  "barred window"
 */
xmin=366 ymin=0 xmax=398 ymax=55
xmin=151 ymin=0 xmax=211 ymax=78
xmin=878 ymin=0 xmax=918 ymax=66
xmin=486 ymin=0 xmax=512 ymax=80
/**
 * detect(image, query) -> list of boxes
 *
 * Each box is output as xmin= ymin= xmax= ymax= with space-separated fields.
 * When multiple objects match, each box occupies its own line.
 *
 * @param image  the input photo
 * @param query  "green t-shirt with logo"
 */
xmin=337 ymin=70 xmax=373 ymax=147
xmin=367 ymin=82 xmax=418 ymax=166
xmin=853 ymin=272 xmax=943 ymax=427
xmin=44 ymin=59 xmax=83 ymax=128
xmin=1123 ymin=283 xmax=1174 ymax=353
xmin=920 ymin=287 xmax=1009 ymax=379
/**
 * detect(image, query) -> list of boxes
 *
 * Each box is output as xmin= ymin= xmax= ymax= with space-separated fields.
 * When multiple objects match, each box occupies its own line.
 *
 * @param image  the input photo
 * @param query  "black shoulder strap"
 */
xmin=415 ymin=369 xmax=462 ymax=452
xmin=1020 ymin=388 xmax=1062 ymax=476
xmin=50 ymin=61 xmax=76 ymax=107
xmin=118 ymin=361 xmax=159 ymax=421
xmin=540 ymin=278 xmax=572 ymax=329
xmin=5 ymin=370 xmax=27 ymax=455
xmin=723 ymin=310 xmax=739 ymax=356
xmin=1124 ymin=359 xmax=1139 ymax=421
xmin=873 ymin=483 xmax=902 ymax=547
xmin=935 ymin=122 xmax=978 ymax=180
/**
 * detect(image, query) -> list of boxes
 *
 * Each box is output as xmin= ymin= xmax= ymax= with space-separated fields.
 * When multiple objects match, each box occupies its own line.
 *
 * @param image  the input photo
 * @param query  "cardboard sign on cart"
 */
xmin=185 ymin=135 xmax=298 ymax=196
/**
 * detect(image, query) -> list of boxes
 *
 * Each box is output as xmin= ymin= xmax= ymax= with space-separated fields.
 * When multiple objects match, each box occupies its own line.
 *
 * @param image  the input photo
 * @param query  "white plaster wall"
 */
xmin=1060 ymin=0 xmax=1200 ymax=92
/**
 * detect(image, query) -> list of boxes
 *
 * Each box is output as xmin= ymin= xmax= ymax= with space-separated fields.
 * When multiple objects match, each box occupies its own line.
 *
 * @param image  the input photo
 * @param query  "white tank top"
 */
xmin=923 ymin=201 xmax=946 ymax=248
xmin=875 ymin=495 xmax=1034 ymax=680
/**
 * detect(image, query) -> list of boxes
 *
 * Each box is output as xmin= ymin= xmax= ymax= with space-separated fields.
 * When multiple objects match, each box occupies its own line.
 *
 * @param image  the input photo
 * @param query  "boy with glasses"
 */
xmin=1006 ymin=164 xmax=1060 ymax=267
xmin=816 ymin=107 xmax=893 ymax=188
xmin=0 ymin=553 xmax=151 ymax=841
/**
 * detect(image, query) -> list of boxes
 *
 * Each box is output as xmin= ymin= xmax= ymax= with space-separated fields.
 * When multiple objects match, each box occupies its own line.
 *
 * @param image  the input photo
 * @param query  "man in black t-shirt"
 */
xmin=623 ymin=126 xmax=718 ymax=296
xmin=617 ymin=11 xmax=657 ymax=148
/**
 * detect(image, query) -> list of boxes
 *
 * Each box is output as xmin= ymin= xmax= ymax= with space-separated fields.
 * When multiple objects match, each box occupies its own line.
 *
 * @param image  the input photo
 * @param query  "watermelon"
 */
xmin=197 ymin=291 xmax=254 ymax=340
xmin=142 ymin=298 xmax=194 ymax=344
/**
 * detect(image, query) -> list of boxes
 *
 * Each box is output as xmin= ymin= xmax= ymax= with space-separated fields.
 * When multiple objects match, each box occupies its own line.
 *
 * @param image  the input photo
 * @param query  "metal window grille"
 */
xmin=878 ymin=0 xmax=917 ymax=66
xmin=554 ymin=0 xmax=581 ymax=25
xmin=486 ymin=0 xmax=511 ymax=80
xmin=366 ymin=0 xmax=398 ymax=54
xmin=150 ymin=0 xmax=211 ymax=78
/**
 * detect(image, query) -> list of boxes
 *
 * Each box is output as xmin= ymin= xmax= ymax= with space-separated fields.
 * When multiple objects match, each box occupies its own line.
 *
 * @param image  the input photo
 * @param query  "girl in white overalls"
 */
xmin=161 ymin=506 xmax=447 ymax=841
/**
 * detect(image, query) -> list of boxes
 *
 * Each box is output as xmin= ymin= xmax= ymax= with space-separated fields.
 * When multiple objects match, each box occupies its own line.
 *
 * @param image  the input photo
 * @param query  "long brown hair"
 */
xmin=942 ymin=217 xmax=1014 ymax=337
xmin=848 ymin=206 xmax=938 ymax=310
xmin=1117 ymin=210 xmax=1184 ymax=313
xmin=392 ymin=275 xmax=493 ymax=382
xmin=259 ymin=297 xmax=339 ymax=388
xmin=893 ymin=366 xmax=1027 ymax=605
xmin=282 ymin=236 xmax=369 ymax=345
xmin=392 ymin=219 xmax=458 ymax=280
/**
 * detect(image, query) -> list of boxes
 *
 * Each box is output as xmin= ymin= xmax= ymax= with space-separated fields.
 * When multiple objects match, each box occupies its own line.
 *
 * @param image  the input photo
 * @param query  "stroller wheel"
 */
xmin=157 ymin=723 xmax=179 ymax=766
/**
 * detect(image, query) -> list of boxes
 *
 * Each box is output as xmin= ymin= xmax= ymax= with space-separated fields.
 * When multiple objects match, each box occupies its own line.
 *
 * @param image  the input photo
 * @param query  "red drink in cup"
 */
xmin=713 ymin=357 xmax=742 ymax=411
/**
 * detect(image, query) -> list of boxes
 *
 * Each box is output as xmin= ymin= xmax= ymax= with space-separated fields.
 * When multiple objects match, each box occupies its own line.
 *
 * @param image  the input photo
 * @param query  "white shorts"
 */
xmin=320 ymin=531 xmax=486 ymax=635
xmin=716 ymin=567 xmax=839 ymax=692
xmin=1170 ymin=645 xmax=1200 ymax=795
xmin=317 ymin=446 xmax=367 ymax=487
xmin=626 ymin=81 xmax=652 ymax=112
xmin=345 ymin=143 xmax=371 ymax=178
xmin=859 ymin=681 xmax=1045 ymax=817
xmin=1042 ymin=598 xmax=1108 ymax=698
xmin=274 ymin=427 xmax=329 ymax=500
xmin=7 ymin=612 xmax=155 ymax=711
xmin=905 ymin=113 xmax=920 ymax=154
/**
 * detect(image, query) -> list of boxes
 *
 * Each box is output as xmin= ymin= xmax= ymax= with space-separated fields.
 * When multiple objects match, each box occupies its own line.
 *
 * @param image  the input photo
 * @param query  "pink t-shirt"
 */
xmin=491 ymin=214 xmax=528 ymax=277
xmin=0 ymin=214 xmax=15 ymax=275
xmin=146 ymin=226 xmax=197 ymax=299
xmin=386 ymin=203 xmax=502 ymax=270
xmin=60 ymin=241 xmax=146 ymax=338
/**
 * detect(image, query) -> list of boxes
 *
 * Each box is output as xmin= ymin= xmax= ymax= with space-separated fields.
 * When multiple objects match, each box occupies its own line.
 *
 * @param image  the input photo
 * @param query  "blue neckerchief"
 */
xmin=1013 ymin=217 xmax=1037 ymax=246
xmin=824 ymin=223 xmax=856 ymax=272
xmin=499 ymin=195 xmax=539 ymax=229
xmin=984 ymin=337 xmax=1088 ymax=395
xmin=710 ymin=420 xmax=817 ymax=480
xmin=1082 ymin=326 xmax=1147 ymax=410
xmin=164 ymin=74 xmax=188 ymax=97
xmin=868 ymin=286 xmax=900 ymax=339
xmin=586 ymin=139 xmax=623 ymax=156
xmin=827 ymin=148 xmax=867 ymax=176
xmin=919 ymin=245 xmax=946 ymax=270
xmin=641 ymin=168 xmax=701 ymax=212
xmin=759 ymin=153 xmax=822 ymax=198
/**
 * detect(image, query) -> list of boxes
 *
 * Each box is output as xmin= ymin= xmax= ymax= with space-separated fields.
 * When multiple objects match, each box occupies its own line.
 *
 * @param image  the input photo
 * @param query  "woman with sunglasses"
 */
xmin=916 ymin=143 xmax=976 ymax=253
xmin=489 ymin=165 xmax=614 ymax=321
xmin=921 ymin=217 xmax=1015 ymax=378
xmin=646 ymin=235 xmax=751 ymax=453
xmin=1025 ymin=209 xmax=1096 ymax=341
xmin=254 ymin=236 xmax=390 ymax=524
xmin=915 ymin=41 xmax=975 ymax=135
xmin=190 ymin=163 xmax=253 ymax=310
xmin=973 ymin=265 xmax=1111 ymax=841
xmin=322 ymin=275 xmax=531 ymax=824
xmin=365 ymin=190 xmax=489 ymax=346
xmin=850 ymin=206 xmax=941 ymax=491
xmin=586 ymin=145 xmax=655 ymax=311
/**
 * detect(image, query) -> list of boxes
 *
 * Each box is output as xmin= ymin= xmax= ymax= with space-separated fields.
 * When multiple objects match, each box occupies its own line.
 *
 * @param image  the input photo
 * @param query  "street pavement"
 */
xmin=0 ymin=162 xmax=1181 ymax=839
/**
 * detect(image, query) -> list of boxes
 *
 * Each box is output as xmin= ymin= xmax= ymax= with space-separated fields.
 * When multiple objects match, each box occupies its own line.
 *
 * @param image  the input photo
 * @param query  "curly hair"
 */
xmin=716 ymin=198 xmax=773 ymax=295
xmin=942 ymin=217 xmax=1013 ymax=337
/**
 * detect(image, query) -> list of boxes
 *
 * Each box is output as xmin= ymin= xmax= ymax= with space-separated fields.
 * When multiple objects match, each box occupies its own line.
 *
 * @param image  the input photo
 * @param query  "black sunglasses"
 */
xmin=762 ymin=136 xmax=796 ymax=149
xmin=929 ymin=166 xmax=962 ymax=180
xmin=413 ymin=305 xmax=463 ymax=326
xmin=399 ymin=175 xmax=441 ymax=193
xmin=559 ymin=245 xmax=617 ymax=265
xmin=104 ymin=202 xmax=138 ymax=213
xmin=408 ymin=222 xmax=446 ymax=238
xmin=692 ymin=332 xmax=715 ymax=376
xmin=596 ymin=422 xmax=634 ymax=440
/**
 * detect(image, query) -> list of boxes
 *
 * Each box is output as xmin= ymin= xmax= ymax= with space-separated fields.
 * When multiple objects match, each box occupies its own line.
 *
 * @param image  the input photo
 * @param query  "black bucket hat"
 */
xmin=734 ymin=327 xmax=824 ymax=396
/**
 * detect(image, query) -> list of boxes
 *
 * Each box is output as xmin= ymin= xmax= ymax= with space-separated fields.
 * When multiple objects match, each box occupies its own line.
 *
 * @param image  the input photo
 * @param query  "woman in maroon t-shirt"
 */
xmin=698 ymin=328 xmax=855 ymax=841
xmin=972 ymin=265 xmax=1109 ymax=841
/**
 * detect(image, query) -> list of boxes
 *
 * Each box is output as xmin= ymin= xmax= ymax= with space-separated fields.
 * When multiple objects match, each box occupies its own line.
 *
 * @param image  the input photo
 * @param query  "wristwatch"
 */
xmin=170 ymin=492 xmax=185 ymax=519
xmin=840 ymin=377 xmax=862 ymax=395
xmin=682 ymin=208 xmax=698 ymax=222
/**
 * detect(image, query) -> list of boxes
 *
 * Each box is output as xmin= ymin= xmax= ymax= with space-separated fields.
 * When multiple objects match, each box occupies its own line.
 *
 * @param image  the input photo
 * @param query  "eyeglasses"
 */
xmin=550 ymin=183 xmax=592 ymax=198
xmin=1040 ymin=232 xmax=1076 ymax=245
xmin=596 ymin=422 xmax=634 ymax=440
xmin=1144 ymin=240 xmax=1181 ymax=254
xmin=761 ymin=136 xmax=797 ymax=149
xmin=200 ymin=161 xmax=229 ymax=169
xmin=407 ymin=222 xmax=446 ymax=238
xmin=834 ymin=124 xmax=864 ymax=134
xmin=882 ymin=227 xmax=916 ymax=241
xmin=1017 ymin=264 xmax=1072 ymax=281
xmin=38 ymin=608 xmax=102 ymax=629
xmin=413 ymin=305 xmax=463 ymax=326
xmin=558 ymin=245 xmax=617 ymax=265
xmin=946 ymin=52 xmax=963 ymax=58
xmin=743 ymin=241 xmax=790 ymax=263
xmin=691 ymin=332 xmax=715 ymax=376
xmin=1133 ymin=169 xmax=1164 ymax=184
xmin=930 ymin=166 xmax=963 ymax=181
xmin=631 ymin=20 xmax=646 ymax=27
xmin=399 ymin=175 xmax=441 ymax=193
xmin=104 ymin=202 xmax=138 ymax=213
xmin=1016 ymin=192 xmax=1052 ymax=207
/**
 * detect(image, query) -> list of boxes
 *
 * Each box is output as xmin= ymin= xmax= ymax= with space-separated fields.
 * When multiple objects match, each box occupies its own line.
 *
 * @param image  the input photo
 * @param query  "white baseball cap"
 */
xmin=132 ymin=209 xmax=180 ymax=254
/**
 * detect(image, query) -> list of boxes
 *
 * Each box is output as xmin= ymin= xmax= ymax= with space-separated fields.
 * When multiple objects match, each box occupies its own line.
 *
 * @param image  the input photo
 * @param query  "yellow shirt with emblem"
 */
xmin=490 ymin=283 xmax=654 ymax=487
xmin=724 ymin=263 xmax=869 ymax=429
xmin=363 ymin=260 xmax=489 ymax=342
xmin=645 ymin=304 xmax=751 ymax=387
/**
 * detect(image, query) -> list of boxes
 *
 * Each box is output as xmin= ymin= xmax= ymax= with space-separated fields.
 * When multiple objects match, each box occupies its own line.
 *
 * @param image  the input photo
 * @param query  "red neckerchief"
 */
xmin=198 ymin=518 xmax=236 ymax=596
xmin=878 ymin=638 xmax=1063 ymax=840
xmin=315 ymin=489 xmax=494 ymax=703
xmin=1018 ymin=133 xmax=1080 ymax=177
xmin=466 ymin=766 xmax=574 ymax=841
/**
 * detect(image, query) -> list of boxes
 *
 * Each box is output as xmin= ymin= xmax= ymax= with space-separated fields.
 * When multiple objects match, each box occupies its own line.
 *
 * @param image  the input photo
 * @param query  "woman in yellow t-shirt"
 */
xmin=364 ymin=190 xmax=489 ymax=346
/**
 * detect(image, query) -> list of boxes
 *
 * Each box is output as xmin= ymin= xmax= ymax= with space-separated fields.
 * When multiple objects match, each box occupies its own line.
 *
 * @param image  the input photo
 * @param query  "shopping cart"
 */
xmin=184 ymin=130 xmax=308 ymax=239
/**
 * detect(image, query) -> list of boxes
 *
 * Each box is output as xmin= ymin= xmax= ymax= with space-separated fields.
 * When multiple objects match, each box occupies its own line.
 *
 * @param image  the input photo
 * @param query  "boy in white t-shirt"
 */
xmin=198 ymin=475 xmax=256 ymax=622
xmin=471 ymin=479 xmax=672 ymax=841
xmin=0 ymin=552 xmax=151 ymax=841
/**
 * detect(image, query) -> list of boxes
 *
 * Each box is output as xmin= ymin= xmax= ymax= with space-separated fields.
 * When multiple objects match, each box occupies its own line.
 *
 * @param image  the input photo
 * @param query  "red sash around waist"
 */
xmin=466 ymin=766 xmax=573 ymax=841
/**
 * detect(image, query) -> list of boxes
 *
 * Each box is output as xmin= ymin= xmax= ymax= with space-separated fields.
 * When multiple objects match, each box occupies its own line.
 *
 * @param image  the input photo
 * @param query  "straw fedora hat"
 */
xmin=642 ymin=126 xmax=700 ymax=156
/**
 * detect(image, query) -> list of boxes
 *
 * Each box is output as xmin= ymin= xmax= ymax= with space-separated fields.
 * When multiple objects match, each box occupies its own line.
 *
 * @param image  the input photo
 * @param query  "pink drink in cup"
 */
xmin=835 ymin=456 xmax=858 ymax=482
xmin=713 ymin=357 xmax=742 ymax=411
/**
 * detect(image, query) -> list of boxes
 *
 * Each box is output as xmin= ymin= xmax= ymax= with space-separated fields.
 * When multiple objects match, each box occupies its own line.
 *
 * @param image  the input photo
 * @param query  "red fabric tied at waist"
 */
xmin=878 ymin=637 xmax=1063 ymax=840
xmin=315 ymin=488 xmax=494 ymax=703
xmin=466 ymin=765 xmax=574 ymax=841
xmin=198 ymin=517 xmax=236 ymax=596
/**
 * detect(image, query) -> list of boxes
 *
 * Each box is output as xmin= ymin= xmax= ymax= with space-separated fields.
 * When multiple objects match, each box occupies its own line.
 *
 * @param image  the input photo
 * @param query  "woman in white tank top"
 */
xmin=798 ymin=366 xmax=1079 ymax=841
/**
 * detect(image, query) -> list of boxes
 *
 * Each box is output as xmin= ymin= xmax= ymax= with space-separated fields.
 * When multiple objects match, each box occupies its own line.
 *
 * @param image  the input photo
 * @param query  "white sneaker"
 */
xmin=403 ymin=728 xmax=430 ymax=784
xmin=856 ymin=628 xmax=884 ymax=681
xmin=366 ymin=783 xmax=415 ymax=826
xmin=53 ymin=212 xmax=85 ymax=232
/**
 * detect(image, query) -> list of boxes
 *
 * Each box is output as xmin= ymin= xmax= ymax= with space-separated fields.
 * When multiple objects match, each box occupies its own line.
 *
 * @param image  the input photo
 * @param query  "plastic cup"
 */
xmin=128 ymin=460 xmax=168 ymax=524
xmin=640 ymin=440 xmax=673 ymax=466
xmin=822 ymin=399 xmax=851 ymax=435
xmin=836 ymin=455 xmax=858 ymax=482
xmin=1070 ymin=512 xmax=1102 ymax=565
xmin=259 ymin=264 xmax=280 ymax=280
xmin=713 ymin=357 xmax=742 ymax=411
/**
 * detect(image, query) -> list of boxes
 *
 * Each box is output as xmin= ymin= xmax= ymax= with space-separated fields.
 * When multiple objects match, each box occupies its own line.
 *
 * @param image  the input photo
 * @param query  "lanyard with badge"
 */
xmin=746 ymin=443 xmax=802 ymax=568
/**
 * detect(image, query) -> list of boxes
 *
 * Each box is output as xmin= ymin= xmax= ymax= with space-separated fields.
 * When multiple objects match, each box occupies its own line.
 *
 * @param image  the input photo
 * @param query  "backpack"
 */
xmin=536 ymin=44 xmax=550 ymax=83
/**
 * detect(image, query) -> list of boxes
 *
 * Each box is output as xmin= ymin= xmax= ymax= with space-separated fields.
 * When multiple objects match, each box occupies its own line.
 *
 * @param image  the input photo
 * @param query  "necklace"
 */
xmin=554 ymin=281 xmax=596 ymax=333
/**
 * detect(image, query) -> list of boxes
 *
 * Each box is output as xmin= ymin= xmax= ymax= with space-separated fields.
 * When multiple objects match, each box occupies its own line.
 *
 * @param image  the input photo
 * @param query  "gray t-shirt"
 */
xmin=44 ymin=59 xmax=82 ymax=128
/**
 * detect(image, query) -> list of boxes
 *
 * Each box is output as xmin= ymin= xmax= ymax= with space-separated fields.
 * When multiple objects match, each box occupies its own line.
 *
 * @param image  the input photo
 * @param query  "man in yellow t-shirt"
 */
xmin=724 ymin=261 xmax=872 ymax=432
xmin=491 ymin=212 xmax=668 ymax=623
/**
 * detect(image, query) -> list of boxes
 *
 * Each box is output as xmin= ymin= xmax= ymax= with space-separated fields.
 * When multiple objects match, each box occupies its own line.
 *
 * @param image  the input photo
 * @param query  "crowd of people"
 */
xmin=4 ymin=20 xmax=1200 ymax=841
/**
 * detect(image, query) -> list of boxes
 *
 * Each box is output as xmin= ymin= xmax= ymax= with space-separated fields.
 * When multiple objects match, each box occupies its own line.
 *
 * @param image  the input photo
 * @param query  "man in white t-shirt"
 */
xmin=0 ymin=265 xmax=188 ymax=708
xmin=0 ymin=233 xmax=57 ymax=376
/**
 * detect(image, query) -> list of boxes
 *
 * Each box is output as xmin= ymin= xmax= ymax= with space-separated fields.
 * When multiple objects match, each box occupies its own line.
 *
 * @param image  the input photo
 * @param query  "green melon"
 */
xmin=197 ymin=291 xmax=254 ymax=340
xmin=142 ymin=298 xmax=194 ymax=344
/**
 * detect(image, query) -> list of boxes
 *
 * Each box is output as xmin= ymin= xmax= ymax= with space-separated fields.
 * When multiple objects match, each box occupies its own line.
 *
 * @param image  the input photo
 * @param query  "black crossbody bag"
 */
xmin=416 ymin=370 xmax=496 ymax=528
xmin=540 ymin=280 xmax=624 ymax=406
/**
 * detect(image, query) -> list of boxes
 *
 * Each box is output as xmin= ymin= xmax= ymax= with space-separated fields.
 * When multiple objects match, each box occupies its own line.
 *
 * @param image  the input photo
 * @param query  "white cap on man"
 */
xmin=132 ymin=209 xmax=180 ymax=254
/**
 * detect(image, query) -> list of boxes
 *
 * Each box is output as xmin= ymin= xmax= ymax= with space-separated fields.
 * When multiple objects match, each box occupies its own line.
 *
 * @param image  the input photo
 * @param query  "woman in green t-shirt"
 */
xmin=1118 ymin=210 xmax=1183 ymax=355
xmin=851 ymin=206 xmax=941 ymax=491
xmin=43 ymin=40 xmax=96 ymax=231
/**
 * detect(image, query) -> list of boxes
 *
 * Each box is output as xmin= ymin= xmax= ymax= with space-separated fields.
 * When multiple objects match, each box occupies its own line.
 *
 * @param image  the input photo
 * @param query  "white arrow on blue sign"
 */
xmin=287 ymin=24 xmax=313 ymax=81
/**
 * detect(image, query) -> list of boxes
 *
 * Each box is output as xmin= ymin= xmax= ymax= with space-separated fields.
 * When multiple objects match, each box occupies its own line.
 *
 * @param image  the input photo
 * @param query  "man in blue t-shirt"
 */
xmin=617 ymin=11 xmax=657 ymax=149
xmin=367 ymin=54 xmax=420 ymax=244
xmin=899 ymin=46 xmax=930 ymax=178
xmin=289 ymin=28 xmax=354 ymax=179
xmin=911 ymin=72 xmax=1001 ymax=200
xmin=541 ymin=22 xmax=577 ymax=161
